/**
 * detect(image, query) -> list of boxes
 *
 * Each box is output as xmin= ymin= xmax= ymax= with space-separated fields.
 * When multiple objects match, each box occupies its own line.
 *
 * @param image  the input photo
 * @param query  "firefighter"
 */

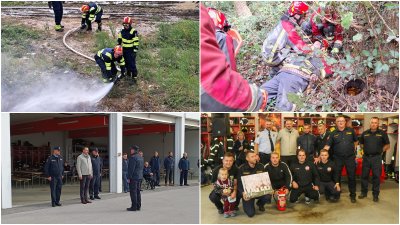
xmin=238 ymin=151 xmax=268 ymax=217
xmin=81 ymin=2 xmax=103 ymax=32
xmin=358 ymin=117 xmax=390 ymax=202
xmin=260 ymin=55 xmax=327 ymax=111
xmin=264 ymin=152 xmax=292 ymax=206
xmin=316 ymin=149 xmax=340 ymax=202
xmin=207 ymin=7 xmax=237 ymax=71
xmin=207 ymin=137 xmax=225 ymax=169
xmin=290 ymin=149 xmax=320 ymax=204
xmin=200 ymin=4 xmax=268 ymax=112
xmin=44 ymin=147 xmax=64 ymax=207
xmin=94 ymin=45 xmax=126 ymax=83
xmin=118 ymin=16 xmax=139 ymax=84
xmin=48 ymin=1 xmax=64 ymax=32
xmin=308 ymin=6 xmax=343 ymax=53
xmin=262 ymin=1 xmax=313 ymax=75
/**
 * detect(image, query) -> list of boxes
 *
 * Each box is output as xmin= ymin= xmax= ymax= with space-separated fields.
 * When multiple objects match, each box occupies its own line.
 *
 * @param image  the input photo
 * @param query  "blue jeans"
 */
xmin=89 ymin=175 xmax=101 ymax=197
xmin=180 ymin=170 xmax=188 ymax=185
xmin=261 ymin=72 xmax=309 ymax=111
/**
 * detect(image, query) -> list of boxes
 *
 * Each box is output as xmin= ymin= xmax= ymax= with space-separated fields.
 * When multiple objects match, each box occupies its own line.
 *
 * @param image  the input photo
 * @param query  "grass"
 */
xmin=1 ymin=23 xmax=42 ymax=57
xmin=93 ymin=20 xmax=199 ymax=111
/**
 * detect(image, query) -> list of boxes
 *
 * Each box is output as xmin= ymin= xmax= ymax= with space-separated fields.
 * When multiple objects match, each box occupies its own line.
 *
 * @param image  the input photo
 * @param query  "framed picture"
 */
xmin=241 ymin=172 xmax=273 ymax=199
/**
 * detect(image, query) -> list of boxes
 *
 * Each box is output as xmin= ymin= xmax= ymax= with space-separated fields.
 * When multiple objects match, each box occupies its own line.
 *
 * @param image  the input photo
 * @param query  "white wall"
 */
xmin=185 ymin=129 xmax=200 ymax=176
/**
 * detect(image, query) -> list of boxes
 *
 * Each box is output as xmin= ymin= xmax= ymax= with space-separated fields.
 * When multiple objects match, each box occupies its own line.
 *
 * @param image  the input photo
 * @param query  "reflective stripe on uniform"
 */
xmin=267 ymin=29 xmax=286 ymax=64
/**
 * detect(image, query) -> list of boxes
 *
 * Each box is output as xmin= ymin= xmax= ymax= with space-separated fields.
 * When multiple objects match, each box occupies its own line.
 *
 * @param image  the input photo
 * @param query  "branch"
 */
xmin=369 ymin=1 xmax=397 ymax=36
xmin=364 ymin=4 xmax=386 ymax=64
xmin=391 ymin=89 xmax=399 ymax=112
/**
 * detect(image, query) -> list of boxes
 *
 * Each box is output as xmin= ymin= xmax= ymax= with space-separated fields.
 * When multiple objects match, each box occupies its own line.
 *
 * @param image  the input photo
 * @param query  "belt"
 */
xmin=259 ymin=152 xmax=271 ymax=155
xmin=280 ymin=66 xmax=313 ymax=81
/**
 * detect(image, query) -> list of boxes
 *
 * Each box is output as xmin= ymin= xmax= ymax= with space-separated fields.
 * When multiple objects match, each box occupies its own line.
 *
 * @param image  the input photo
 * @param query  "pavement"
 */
xmin=2 ymin=182 xmax=199 ymax=224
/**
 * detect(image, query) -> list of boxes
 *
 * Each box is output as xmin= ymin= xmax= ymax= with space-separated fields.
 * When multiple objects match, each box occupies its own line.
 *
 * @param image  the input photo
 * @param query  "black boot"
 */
xmin=97 ymin=22 xmax=102 ymax=32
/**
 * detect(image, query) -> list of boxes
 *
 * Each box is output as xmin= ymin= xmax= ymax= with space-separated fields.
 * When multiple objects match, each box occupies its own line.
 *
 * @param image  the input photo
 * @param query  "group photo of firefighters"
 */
xmin=201 ymin=1 xmax=399 ymax=112
xmin=200 ymin=113 xmax=399 ymax=223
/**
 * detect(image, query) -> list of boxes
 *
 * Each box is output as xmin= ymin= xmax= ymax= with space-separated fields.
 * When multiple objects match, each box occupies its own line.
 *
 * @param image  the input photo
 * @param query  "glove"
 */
xmin=80 ymin=24 xmax=87 ymax=29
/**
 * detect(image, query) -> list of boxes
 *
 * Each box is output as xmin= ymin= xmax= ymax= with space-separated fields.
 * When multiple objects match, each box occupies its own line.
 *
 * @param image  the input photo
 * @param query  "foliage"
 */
xmin=1 ymin=23 xmax=42 ymax=57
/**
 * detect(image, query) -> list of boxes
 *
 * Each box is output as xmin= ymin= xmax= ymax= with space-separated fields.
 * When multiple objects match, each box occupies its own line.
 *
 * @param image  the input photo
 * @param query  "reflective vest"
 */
xmin=82 ymin=3 xmax=102 ymax=21
xmin=118 ymin=27 xmax=139 ymax=51
xmin=97 ymin=48 xmax=125 ymax=71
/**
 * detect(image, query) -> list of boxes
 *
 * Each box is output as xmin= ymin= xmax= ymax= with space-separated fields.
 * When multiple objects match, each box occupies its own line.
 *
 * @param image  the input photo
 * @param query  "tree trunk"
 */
xmin=234 ymin=1 xmax=252 ymax=18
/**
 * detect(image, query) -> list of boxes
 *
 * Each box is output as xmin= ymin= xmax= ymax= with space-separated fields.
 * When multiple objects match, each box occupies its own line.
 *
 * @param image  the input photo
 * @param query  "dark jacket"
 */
xmin=178 ymin=157 xmax=190 ymax=171
xmin=143 ymin=166 xmax=152 ymax=177
xmin=122 ymin=159 xmax=129 ymax=172
xmin=44 ymin=155 xmax=64 ymax=177
xmin=316 ymin=160 xmax=338 ymax=183
xmin=264 ymin=161 xmax=292 ymax=189
xmin=290 ymin=161 xmax=320 ymax=187
xmin=149 ymin=156 xmax=160 ymax=171
xmin=91 ymin=155 xmax=103 ymax=176
xmin=315 ymin=131 xmax=331 ymax=157
xmin=297 ymin=133 xmax=317 ymax=157
xmin=128 ymin=154 xmax=144 ymax=180
xmin=164 ymin=156 xmax=174 ymax=170
xmin=232 ymin=139 xmax=249 ymax=163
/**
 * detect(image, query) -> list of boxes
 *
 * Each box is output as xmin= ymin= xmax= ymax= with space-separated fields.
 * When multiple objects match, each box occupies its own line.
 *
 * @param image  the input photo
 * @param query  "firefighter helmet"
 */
xmin=81 ymin=4 xmax=90 ymax=13
xmin=207 ymin=7 xmax=231 ymax=31
xmin=123 ymin=16 xmax=133 ymax=25
xmin=288 ymin=1 xmax=309 ymax=16
xmin=114 ymin=45 xmax=123 ymax=56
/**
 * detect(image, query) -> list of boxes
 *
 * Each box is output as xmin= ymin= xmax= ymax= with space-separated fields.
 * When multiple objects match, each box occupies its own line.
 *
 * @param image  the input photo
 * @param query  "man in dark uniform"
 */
xmin=323 ymin=116 xmax=358 ymax=203
xmin=149 ymin=151 xmax=160 ymax=186
xmin=122 ymin=153 xmax=129 ymax=193
xmin=314 ymin=122 xmax=331 ymax=162
xmin=238 ymin=151 xmax=268 ymax=217
xmin=178 ymin=152 xmax=190 ymax=186
xmin=127 ymin=145 xmax=144 ymax=211
xmin=297 ymin=124 xmax=317 ymax=161
xmin=316 ymin=149 xmax=340 ymax=202
xmin=290 ymin=149 xmax=320 ymax=204
xmin=89 ymin=148 xmax=102 ymax=200
xmin=48 ymin=1 xmax=64 ymax=32
xmin=44 ymin=146 xmax=64 ymax=207
xmin=209 ymin=152 xmax=239 ymax=214
xmin=358 ymin=117 xmax=390 ymax=202
xmin=264 ymin=152 xmax=292 ymax=204
xmin=164 ymin=151 xmax=175 ymax=186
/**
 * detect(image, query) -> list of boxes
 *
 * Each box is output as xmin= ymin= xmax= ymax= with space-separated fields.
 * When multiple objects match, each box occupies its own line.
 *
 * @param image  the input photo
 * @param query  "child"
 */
xmin=214 ymin=168 xmax=236 ymax=218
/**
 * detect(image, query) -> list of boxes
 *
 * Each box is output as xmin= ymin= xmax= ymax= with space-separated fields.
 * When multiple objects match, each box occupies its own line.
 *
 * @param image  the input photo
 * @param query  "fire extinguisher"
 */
xmin=276 ymin=187 xmax=287 ymax=211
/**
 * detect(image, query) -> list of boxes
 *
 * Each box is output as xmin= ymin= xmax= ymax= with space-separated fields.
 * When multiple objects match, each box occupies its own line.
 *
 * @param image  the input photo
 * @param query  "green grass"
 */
xmin=1 ymin=23 xmax=42 ymax=57
xmin=1 ymin=1 xmax=46 ymax=6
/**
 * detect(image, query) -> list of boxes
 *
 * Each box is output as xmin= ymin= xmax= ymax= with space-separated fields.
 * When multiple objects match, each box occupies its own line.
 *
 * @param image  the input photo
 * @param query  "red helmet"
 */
xmin=207 ymin=7 xmax=230 ymax=30
xmin=81 ymin=5 xmax=90 ymax=13
xmin=114 ymin=45 xmax=123 ymax=56
xmin=123 ymin=16 xmax=132 ymax=25
xmin=288 ymin=1 xmax=309 ymax=16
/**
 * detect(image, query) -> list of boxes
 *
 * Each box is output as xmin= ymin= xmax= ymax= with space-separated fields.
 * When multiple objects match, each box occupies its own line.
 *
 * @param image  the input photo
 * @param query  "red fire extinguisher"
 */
xmin=276 ymin=187 xmax=287 ymax=211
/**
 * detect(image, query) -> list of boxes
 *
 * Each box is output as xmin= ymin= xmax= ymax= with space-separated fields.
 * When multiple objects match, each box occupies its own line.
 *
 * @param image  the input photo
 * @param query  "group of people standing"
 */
xmin=207 ymin=116 xmax=390 ymax=218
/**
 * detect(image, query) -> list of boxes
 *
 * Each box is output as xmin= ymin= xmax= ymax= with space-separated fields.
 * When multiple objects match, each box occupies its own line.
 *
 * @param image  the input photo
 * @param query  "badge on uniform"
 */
xmin=327 ymin=167 xmax=332 ymax=172
xmin=346 ymin=132 xmax=352 ymax=135
xmin=305 ymin=166 xmax=310 ymax=171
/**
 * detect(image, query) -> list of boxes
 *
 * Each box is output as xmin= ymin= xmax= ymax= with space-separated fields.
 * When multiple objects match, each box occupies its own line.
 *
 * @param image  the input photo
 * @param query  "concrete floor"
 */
xmin=2 ymin=180 xmax=199 ymax=224
xmin=201 ymin=179 xmax=399 ymax=224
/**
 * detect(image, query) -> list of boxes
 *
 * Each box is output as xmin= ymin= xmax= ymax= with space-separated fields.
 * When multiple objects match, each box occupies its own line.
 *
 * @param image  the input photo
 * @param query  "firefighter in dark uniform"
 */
xmin=316 ymin=149 xmax=340 ymax=202
xmin=323 ymin=115 xmax=358 ymax=203
xmin=44 ymin=146 xmax=64 ymax=207
xmin=358 ymin=117 xmax=390 ymax=202
xmin=48 ymin=1 xmax=64 ymax=32
xmin=238 ymin=151 xmax=268 ymax=217
xmin=89 ymin=148 xmax=102 ymax=200
xmin=208 ymin=137 xmax=224 ymax=169
xmin=127 ymin=145 xmax=144 ymax=211
xmin=264 ymin=152 xmax=292 ymax=203
xmin=118 ymin=16 xmax=139 ymax=84
xmin=209 ymin=152 xmax=240 ymax=214
xmin=80 ymin=2 xmax=103 ymax=31
xmin=290 ymin=149 xmax=320 ymax=204
xmin=94 ymin=45 xmax=126 ymax=83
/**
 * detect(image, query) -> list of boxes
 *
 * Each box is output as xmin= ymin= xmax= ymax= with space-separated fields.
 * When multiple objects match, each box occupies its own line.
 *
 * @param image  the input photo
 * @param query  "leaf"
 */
xmin=341 ymin=12 xmax=353 ymax=30
xmin=372 ymin=48 xmax=378 ymax=57
xmin=384 ymin=2 xmax=399 ymax=10
xmin=352 ymin=33 xmax=363 ymax=42
xmin=386 ymin=35 xmax=398 ymax=43
xmin=331 ymin=48 xmax=339 ymax=54
xmin=362 ymin=50 xmax=370 ymax=56
xmin=390 ymin=50 xmax=399 ymax=58
xmin=358 ymin=102 xmax=368 ymax=112
xmin=367 ymin=61 xmax=373 ymax=68
xmin=388 ymin=59 xmax=398 ymax=64
xmin=382 ymin=64 xmax=390 ymax=73
xmin=374 ymin=61 xmax=383 ymax=74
